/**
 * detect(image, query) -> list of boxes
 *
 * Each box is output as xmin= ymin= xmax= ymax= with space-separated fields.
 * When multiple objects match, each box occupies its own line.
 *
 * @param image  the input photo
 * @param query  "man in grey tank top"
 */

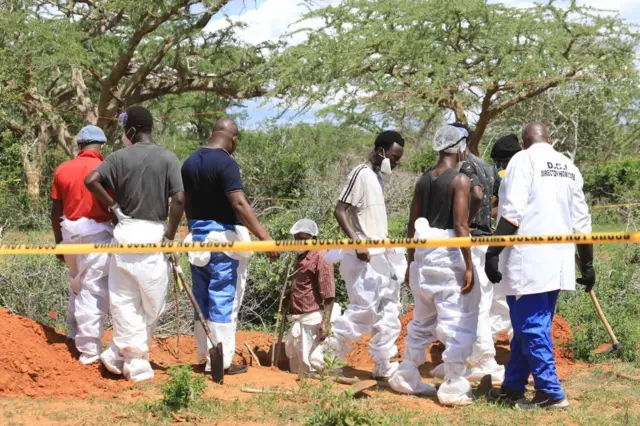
xmin=390 ymin=124 xmax=481 ymax=406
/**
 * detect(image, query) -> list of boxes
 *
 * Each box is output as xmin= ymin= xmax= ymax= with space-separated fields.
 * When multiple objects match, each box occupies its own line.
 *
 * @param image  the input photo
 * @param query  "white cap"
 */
xmin=433 ymin=125 xmax=468 ymax=153
xmin=290 ymin=219 xmax=319 ymax=237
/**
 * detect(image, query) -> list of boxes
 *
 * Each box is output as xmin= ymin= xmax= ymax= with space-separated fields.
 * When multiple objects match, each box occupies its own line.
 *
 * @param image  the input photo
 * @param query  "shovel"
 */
xmin=574 ymin=254 xmax=622 ymax=355
xmin=589 ymin=289 xmax=623 ymax=355
xmin=170 ymin=255 xmax=225 ymax=383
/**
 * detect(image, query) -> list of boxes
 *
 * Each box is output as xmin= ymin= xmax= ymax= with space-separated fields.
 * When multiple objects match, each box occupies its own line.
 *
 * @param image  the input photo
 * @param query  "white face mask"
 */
xmin=379 ymin=151 xmax=392 ymax=176
xmin=121 ymin=128 xmax=135 ymax=147
xmin=121 ymin=134 xmax=132 ymax=147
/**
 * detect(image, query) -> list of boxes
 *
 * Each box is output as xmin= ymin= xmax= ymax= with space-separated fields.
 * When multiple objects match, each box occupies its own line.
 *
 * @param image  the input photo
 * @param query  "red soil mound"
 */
xmin=0 ymin=308 xmax=127 ymax=397
xmin=0 ymin=303 xmax=577 ymax=398
xmin=0 ymin=308 xmax=279 ymax=398
xmin=346 ymin=307 xmax=576 ymax=377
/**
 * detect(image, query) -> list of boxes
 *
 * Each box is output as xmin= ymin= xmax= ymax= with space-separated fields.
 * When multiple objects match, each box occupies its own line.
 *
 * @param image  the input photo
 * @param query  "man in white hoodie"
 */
xmin=51 ymin=125 xmax=113 ymax=365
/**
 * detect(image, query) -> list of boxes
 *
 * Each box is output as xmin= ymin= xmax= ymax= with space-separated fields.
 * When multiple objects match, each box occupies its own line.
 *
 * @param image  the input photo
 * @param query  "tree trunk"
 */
xmin=20 ymin=124 xmax=49 ymax=208
xmin=469 ymin=113 xmax=491 ymax=155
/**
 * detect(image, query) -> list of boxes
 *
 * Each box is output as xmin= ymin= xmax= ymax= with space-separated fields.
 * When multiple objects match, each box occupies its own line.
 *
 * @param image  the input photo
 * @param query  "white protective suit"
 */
xmin=465 ymin=245 xmax=506 ymax=382
xmin=285 ymin=303 xmax=341 ymax=378
xmin=61 ymin=217 xmax=113 ymax=363
xmin=186 ymin=224 xmax=252 ymax=371
xmin=313 ymin=247 xmax=407 ymax=378
xmin=490 ymin=296 xmax=512 ymax=341
xmin=100 ymin=210 xmax=170 ymax=382
xmin=390 ymin=218 xmax=480 ymax=406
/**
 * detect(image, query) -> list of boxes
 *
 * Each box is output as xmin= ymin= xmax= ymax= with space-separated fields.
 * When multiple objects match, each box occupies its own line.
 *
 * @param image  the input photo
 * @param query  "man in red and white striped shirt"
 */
xmin=284 ymin=219 xmax=339 ymax=377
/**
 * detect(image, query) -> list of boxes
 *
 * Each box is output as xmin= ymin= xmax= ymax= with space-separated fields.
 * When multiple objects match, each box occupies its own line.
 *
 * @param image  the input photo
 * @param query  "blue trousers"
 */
xmin=188 ymin=220 xmax=240 ymax=324
xmin=502 ymin=290 xmax=565 ymax=400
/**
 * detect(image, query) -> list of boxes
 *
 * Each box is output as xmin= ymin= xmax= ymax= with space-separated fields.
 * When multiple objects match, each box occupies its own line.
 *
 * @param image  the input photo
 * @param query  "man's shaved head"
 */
xmin=522 ymin=122 xmax=550 ymax=149
xmin=209 ymin=117 xmax=239 ymax=154
xmin=214 ymin=117 xmax=239 ymax=137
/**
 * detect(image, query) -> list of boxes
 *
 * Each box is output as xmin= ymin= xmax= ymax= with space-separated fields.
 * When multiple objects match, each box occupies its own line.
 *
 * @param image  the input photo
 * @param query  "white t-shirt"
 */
xmin=495 ymin=143 xmax=591 ymax=297
xmin=338 ymin=164 xmax=388 ymax=240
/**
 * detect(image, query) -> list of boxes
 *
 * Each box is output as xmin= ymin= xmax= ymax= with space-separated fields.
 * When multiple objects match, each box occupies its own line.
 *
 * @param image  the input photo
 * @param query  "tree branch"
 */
xmin=488 ymin=72 xmax=576 ymax=118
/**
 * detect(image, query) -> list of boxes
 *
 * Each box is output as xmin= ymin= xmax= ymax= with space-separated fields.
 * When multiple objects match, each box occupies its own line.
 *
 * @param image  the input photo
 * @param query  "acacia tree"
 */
xmin=270 ymin=0 xmax=639 ymax=153
xmin=0 ymin=0 xmax=269 ymax=205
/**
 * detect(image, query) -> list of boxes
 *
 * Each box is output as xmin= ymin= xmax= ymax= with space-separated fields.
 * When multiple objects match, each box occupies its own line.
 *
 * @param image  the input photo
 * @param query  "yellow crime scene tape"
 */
xmin=0 ymin=232 xmax=638 ymax=255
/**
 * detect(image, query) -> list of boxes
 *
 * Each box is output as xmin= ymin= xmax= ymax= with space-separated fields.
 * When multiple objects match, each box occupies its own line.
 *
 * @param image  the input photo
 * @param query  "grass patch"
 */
xmin=2 ymin=366 xmax=640 ymax=425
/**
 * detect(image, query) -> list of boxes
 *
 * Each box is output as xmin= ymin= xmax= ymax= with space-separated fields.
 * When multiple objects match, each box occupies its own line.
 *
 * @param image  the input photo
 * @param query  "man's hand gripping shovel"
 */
xmin=169 ymin=254 xmax=225 ymax=384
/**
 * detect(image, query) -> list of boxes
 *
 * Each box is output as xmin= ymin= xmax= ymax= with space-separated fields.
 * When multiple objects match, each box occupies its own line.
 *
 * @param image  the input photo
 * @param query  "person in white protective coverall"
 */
xmin=51 ymin=125 xmax=113 ymax=365
xmin=85 ymin=106 xmax=185 ymax=382
xmin=390 ymin=124 xmax=480 ymax=406
xmin=284 ymin=219 xmax=341 ymax=378
xmin=485 ymin=123 xmax=593 ymax=410
xmin=181 ymin=117 xmax=278 ymax=375
xmin=312 ymin=130 xmax=407 ymax=380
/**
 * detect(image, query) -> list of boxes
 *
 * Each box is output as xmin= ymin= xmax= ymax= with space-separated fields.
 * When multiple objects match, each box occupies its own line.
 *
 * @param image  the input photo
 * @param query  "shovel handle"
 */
xmin=170 ymin=256 xmax=216 ymax=346
xmin=589 ymin=289 xmax=620 ymax=345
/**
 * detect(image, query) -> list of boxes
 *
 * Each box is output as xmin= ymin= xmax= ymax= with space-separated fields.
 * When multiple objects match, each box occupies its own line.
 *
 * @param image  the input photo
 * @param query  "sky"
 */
xmin=201 ymin=0 xmax=640 ymax=128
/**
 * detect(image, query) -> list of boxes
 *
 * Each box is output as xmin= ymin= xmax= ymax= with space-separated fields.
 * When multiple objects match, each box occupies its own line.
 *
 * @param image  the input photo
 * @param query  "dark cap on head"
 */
xmin=125 ymin=106 xmax=154 ymax=132
xmin=491 ymin=134 xmax=522 ymax=161
xmin=375 ymin=130 xmax=405 ymax=149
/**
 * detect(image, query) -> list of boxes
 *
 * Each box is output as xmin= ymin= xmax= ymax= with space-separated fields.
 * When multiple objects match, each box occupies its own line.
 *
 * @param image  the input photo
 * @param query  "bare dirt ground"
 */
xmin=0 ymin=306 xmax=579 ymax=401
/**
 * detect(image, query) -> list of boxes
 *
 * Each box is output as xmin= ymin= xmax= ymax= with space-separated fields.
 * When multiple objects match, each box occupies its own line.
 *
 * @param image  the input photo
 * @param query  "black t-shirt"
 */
xmin=465 ymin=153 xmax=497 ymax=233
xmin=181 ymin=148 xmax=244 ymax=225
xmin=415 ymin=168 xmax=460 ymax=230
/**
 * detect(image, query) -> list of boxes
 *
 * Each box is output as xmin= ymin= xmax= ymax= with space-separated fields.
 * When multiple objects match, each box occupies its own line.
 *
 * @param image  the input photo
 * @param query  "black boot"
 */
xmin=487 ymin=387 xmax=526 ymax=407
xmin=515 ymin=391 xmax=569 ymax=410
xmin=225 ymin=364 xmax=248 ymax=375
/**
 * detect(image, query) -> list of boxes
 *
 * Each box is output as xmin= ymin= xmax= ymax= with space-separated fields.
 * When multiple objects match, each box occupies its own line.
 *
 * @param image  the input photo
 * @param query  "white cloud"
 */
xmin=205 ymin=0 xmax=341 ymax=45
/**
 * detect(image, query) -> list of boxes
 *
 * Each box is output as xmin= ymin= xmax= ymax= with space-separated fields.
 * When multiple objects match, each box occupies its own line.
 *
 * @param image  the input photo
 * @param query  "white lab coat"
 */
xmin=495 ymin=143 xmax=591 ymax=297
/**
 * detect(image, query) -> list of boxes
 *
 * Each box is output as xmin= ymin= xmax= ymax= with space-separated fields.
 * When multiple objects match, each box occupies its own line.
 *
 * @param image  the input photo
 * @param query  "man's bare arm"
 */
xmin=50 ymin=199 xmax=65 ymax=263
xmin=165 ymin=192 xmax=185 ymax=241
xmin=51 ymin=199 xmax=64 ymax=245
xmin=452 ymin=174 xmax=474 ymax=294
xmin=335 ymin=201 xmax=369 ymax=261
xmin=85 ymin=171 xmax=116 ymax=208
xmin=227 ymin=190 xmax=271 ymax=241
xmin=334 ymin=201 xmax=360 ymax=241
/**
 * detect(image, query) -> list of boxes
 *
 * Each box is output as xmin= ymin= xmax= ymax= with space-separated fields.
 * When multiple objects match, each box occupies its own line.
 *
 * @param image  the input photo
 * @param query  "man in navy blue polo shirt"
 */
xmin=181 ymin=117 xmax=277 ymax=375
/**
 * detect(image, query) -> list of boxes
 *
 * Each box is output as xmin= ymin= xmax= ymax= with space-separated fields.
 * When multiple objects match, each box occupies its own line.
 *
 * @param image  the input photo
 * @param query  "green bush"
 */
xmin=407 ymin=149 xmax=437 ymax=174
xmin=0 ymin=253 xmax=70 ymax=331
xmin=582 ymin=161 xmax=640 ymax=205
xmin=161 ymin=365 xmax=207 ymax=411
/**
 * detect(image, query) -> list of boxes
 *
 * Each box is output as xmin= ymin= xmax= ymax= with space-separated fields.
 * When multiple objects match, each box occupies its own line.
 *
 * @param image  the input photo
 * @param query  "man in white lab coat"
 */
xmin=485 ymin=123 xmax=594 ymax=410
